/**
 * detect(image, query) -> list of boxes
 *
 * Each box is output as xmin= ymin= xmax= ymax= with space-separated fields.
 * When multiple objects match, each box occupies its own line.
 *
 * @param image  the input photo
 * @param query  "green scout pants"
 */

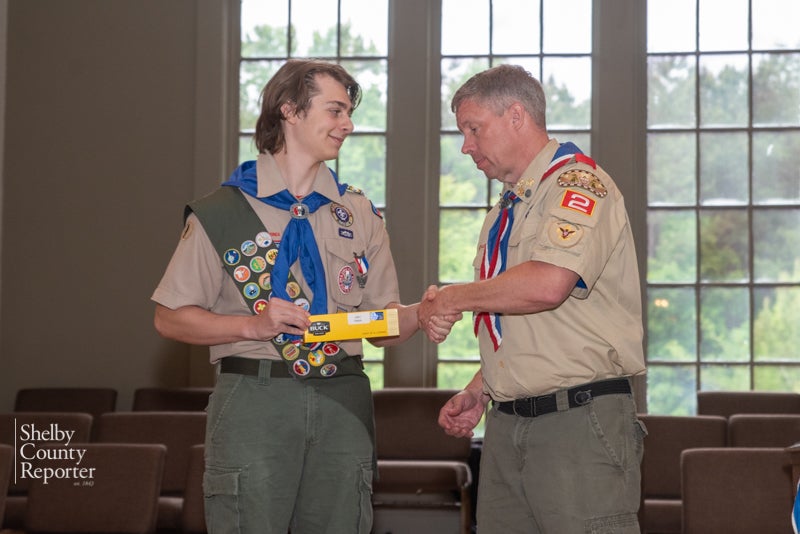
xmin=478 ymin=393 xmax=645 ymax=534
xmin=203 ymin=360 xmax=375 ymax=534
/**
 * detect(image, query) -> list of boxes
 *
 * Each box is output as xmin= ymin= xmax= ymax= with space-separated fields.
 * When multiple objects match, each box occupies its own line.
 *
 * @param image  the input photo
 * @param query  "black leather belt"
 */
xmin=219 ymin=355 xmax=364 ymax=379
xmin=495 ymin=378 xmax=631 ymax=418
xmin=220 ymin=357 xmax=291 ymax=378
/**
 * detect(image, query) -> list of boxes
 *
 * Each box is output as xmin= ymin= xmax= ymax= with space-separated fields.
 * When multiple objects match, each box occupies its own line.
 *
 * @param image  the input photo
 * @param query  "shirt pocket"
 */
xmin=324 ymin=238 xmax=365 ymax=309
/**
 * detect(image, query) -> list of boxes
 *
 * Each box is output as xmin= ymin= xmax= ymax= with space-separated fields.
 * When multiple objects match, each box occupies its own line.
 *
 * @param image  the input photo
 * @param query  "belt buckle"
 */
xmin=574 ymin=389 xmax=593 ymax=405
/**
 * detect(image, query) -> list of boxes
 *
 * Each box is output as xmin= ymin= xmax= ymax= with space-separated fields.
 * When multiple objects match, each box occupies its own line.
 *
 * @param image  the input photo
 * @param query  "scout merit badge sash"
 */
xmin=473 ymin=142 xmax=595 ymax=351
xmin=187 ymin=184 xmax=359 ymax=380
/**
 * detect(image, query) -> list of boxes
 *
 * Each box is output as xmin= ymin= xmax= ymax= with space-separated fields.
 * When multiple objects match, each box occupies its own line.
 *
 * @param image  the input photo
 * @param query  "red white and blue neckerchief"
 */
xmin=473 ymin=142 xmax=587 ymax=351
xmin=474 ymin=190 xmax=520 ymax=350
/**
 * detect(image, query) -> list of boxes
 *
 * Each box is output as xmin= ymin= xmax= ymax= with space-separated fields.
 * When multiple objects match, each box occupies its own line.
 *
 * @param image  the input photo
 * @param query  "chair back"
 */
xmin=15 ymin=387 xmax=117 ymax=418
xmin=24 ymin=443 xmax=165 ymax=534
xmin=682 ymin=447 xmax=794 ymax=534
xmin=373 ymin=388 xmax=471 ymax=460
xmin=639 ymin=414 xmax=728 ymax=498
xmin=697 ymin=390 xmax=800 ymax=419
xmin=0 ymin=444 xmax=12 ymax=525
xmin=94 ymin=411 xmax=206 ymax=493
xmin=728 ymin=414 xmax=800 ymax=447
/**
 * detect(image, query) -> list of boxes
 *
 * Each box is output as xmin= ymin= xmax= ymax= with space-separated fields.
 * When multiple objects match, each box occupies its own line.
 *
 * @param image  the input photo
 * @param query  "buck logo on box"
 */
xmin=308 ymin=321 xmax=331 ymax=336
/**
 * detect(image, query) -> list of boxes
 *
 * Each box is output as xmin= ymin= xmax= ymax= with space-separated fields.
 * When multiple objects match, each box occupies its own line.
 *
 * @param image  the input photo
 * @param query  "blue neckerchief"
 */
xmin=222 ymin=160 xmax=347 ymax=321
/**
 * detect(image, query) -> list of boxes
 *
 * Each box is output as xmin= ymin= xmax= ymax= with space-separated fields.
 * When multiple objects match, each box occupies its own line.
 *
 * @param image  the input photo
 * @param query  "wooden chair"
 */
xmin=15 ymin=387 xmax=117 ymax=418
xmin=638 ymin=414 xmax=728 ymax=534
xmin=682 ymin=447 xmax=794 ymax=534
xmin=697 ymin=390 xmax=800 ymax=419
xmin=93 ymin=411 xmax=206 ymax=532
xmin=0 ymin=444 xmax=12 ymax=527
xmin=728 ymin=414 xmax=800 ymax=447
xmin=182 ymin=444 xmax=207 ymax=534
xmin=132 ymin=387 xmax=213 ymax=411
xmin=372 ymin=388 xmax=473 ymax=534
xmin=0 ymin=412 xmax=93 ymax=530
xmin=24 ymin=443 xmax=166 ymax=534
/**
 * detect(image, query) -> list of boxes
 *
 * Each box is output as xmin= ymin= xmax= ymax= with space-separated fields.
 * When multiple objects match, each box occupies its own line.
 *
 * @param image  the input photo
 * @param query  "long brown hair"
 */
xmin=254 ymin=59 xmax=362 ymax=154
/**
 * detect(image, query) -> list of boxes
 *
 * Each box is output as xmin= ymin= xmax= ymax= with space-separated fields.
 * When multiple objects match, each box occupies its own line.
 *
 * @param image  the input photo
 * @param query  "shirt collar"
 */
xmin=255 ymin=153 xmax=343 ymax=201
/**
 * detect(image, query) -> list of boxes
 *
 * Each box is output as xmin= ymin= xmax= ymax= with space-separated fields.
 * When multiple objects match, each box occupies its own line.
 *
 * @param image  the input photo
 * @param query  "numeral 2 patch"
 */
xmin=560 ymin=189 xmax=596 ymax=216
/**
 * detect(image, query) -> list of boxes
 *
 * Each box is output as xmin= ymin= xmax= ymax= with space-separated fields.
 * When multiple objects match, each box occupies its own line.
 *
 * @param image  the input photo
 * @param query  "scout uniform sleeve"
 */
xmin=529 ymin=164 xmax=626 ymax=299
xmin=151 ymin=213 xmax=229 ymax=311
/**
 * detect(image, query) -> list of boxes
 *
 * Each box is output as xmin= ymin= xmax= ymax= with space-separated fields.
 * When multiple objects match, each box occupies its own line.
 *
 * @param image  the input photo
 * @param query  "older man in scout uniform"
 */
xmin=418 ymin=64 xmax=647 ymax=533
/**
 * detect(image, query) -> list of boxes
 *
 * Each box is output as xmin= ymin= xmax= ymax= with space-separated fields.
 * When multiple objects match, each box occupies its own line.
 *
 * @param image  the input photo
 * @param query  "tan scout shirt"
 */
xmin=474 ymin=139 xmax=646 ymax=401
xmin=152 ymin=153 xmax=401 ymax=363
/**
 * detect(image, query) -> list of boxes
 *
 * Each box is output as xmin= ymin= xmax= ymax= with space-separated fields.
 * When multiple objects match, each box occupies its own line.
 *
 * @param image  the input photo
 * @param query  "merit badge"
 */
xmin=549 ymin=221 xmax=584 ymax=248
xmin=258 ymin=273 xmax=272 ymax=291
xmin=250 ymin=256 xmax=267 ymax=273
xmin=322 ymin=343 xmax=340 ymax=356
xmin=353 ymin=252 xmax=369 ymax=288
xmin=286 ymin=281 xmax=301 ymax=299
xmin=282 ymin=344 xmax=300 ymax=361
xmin=338 ymin=266 xmax=355 ymax=294
xmin=234 ymin=266 xmax=251 ymax=282
xmin=308 ymin=350 xmax=326 ymax=367
xmin=253 ymin=299 xmax=268 ymax=314
xmin=557 ymin=169 xmax=608 ymax=198
xmin=294 ymin=298 xmax=310 ymax=311
xmin=293 ymin=360 xmax=311 ymax=376
xmin=266 ymin=248 xmax=279 ymax=265
xmin=560 ymin=189 xmax=596 ymax=216
xmin=242 ymin=283 xmax=260 ymax=300
xmin=255 ymin=231 xmax=272 ymax=248
xmin=331 ymin=203 xmax=354 ymax=227
xmin=320 ymin=364 xmax=338 ymax=377
xmin=241 ymin=240 xmax=257 ymax=256
xmin=273 ymin=333 xmax=287 ymax=345
xmin=223 ymin=249 xmax=240 ymax=266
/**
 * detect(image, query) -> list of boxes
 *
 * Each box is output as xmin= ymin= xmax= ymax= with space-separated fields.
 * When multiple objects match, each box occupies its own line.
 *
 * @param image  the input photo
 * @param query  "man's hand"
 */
xmin=247 ymin=297 xmax=311 ymax=341
xmin=438 ymin=388 xmax=488 ymax=438
xmin=418 ymin=285 xmax=462 ymax=343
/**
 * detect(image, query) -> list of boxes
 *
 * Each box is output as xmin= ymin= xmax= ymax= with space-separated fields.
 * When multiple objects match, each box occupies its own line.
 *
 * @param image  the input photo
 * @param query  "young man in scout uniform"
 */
xmin=418 ymin=64 xmax=647 ymax=533
xmin=153 ymin=59 xmax=454 ymax=534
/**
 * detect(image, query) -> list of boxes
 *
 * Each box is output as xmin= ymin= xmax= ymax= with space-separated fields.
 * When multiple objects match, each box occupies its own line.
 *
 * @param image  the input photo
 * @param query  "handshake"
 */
xmin=417 ymin=284 xmax=463 ymax=344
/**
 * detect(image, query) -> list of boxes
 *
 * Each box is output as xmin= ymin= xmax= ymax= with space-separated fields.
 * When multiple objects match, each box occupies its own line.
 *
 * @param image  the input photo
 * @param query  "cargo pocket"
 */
xmin=356 ymin=460 xmax=374 ymax=534
xmin=203 ymin=467 xmax=241 ymax=534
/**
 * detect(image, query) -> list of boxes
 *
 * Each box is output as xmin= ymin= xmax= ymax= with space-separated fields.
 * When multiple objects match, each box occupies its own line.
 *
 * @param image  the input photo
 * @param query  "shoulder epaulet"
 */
xmin=346 ymin=185 xmax=364 ymax=196
xmin=557 ymin=167 xmax=608 ymax=198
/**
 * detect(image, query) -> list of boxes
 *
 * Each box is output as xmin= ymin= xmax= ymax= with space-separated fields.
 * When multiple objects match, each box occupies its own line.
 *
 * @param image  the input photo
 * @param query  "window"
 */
xmin=238 ymin=0 xmax=389 ymax=387
xmin=436 ymin=0 xmax=593 ymax=389
xmin=646 ymin=0 xmax=800 ymax=414
xmin=236 ymin=0 xmax=800 ymax=409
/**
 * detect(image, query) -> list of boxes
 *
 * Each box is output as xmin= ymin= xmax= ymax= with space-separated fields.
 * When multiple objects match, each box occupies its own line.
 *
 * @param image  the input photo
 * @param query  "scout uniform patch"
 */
xmin=557 ymin=169 xmax=608 ymax=198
